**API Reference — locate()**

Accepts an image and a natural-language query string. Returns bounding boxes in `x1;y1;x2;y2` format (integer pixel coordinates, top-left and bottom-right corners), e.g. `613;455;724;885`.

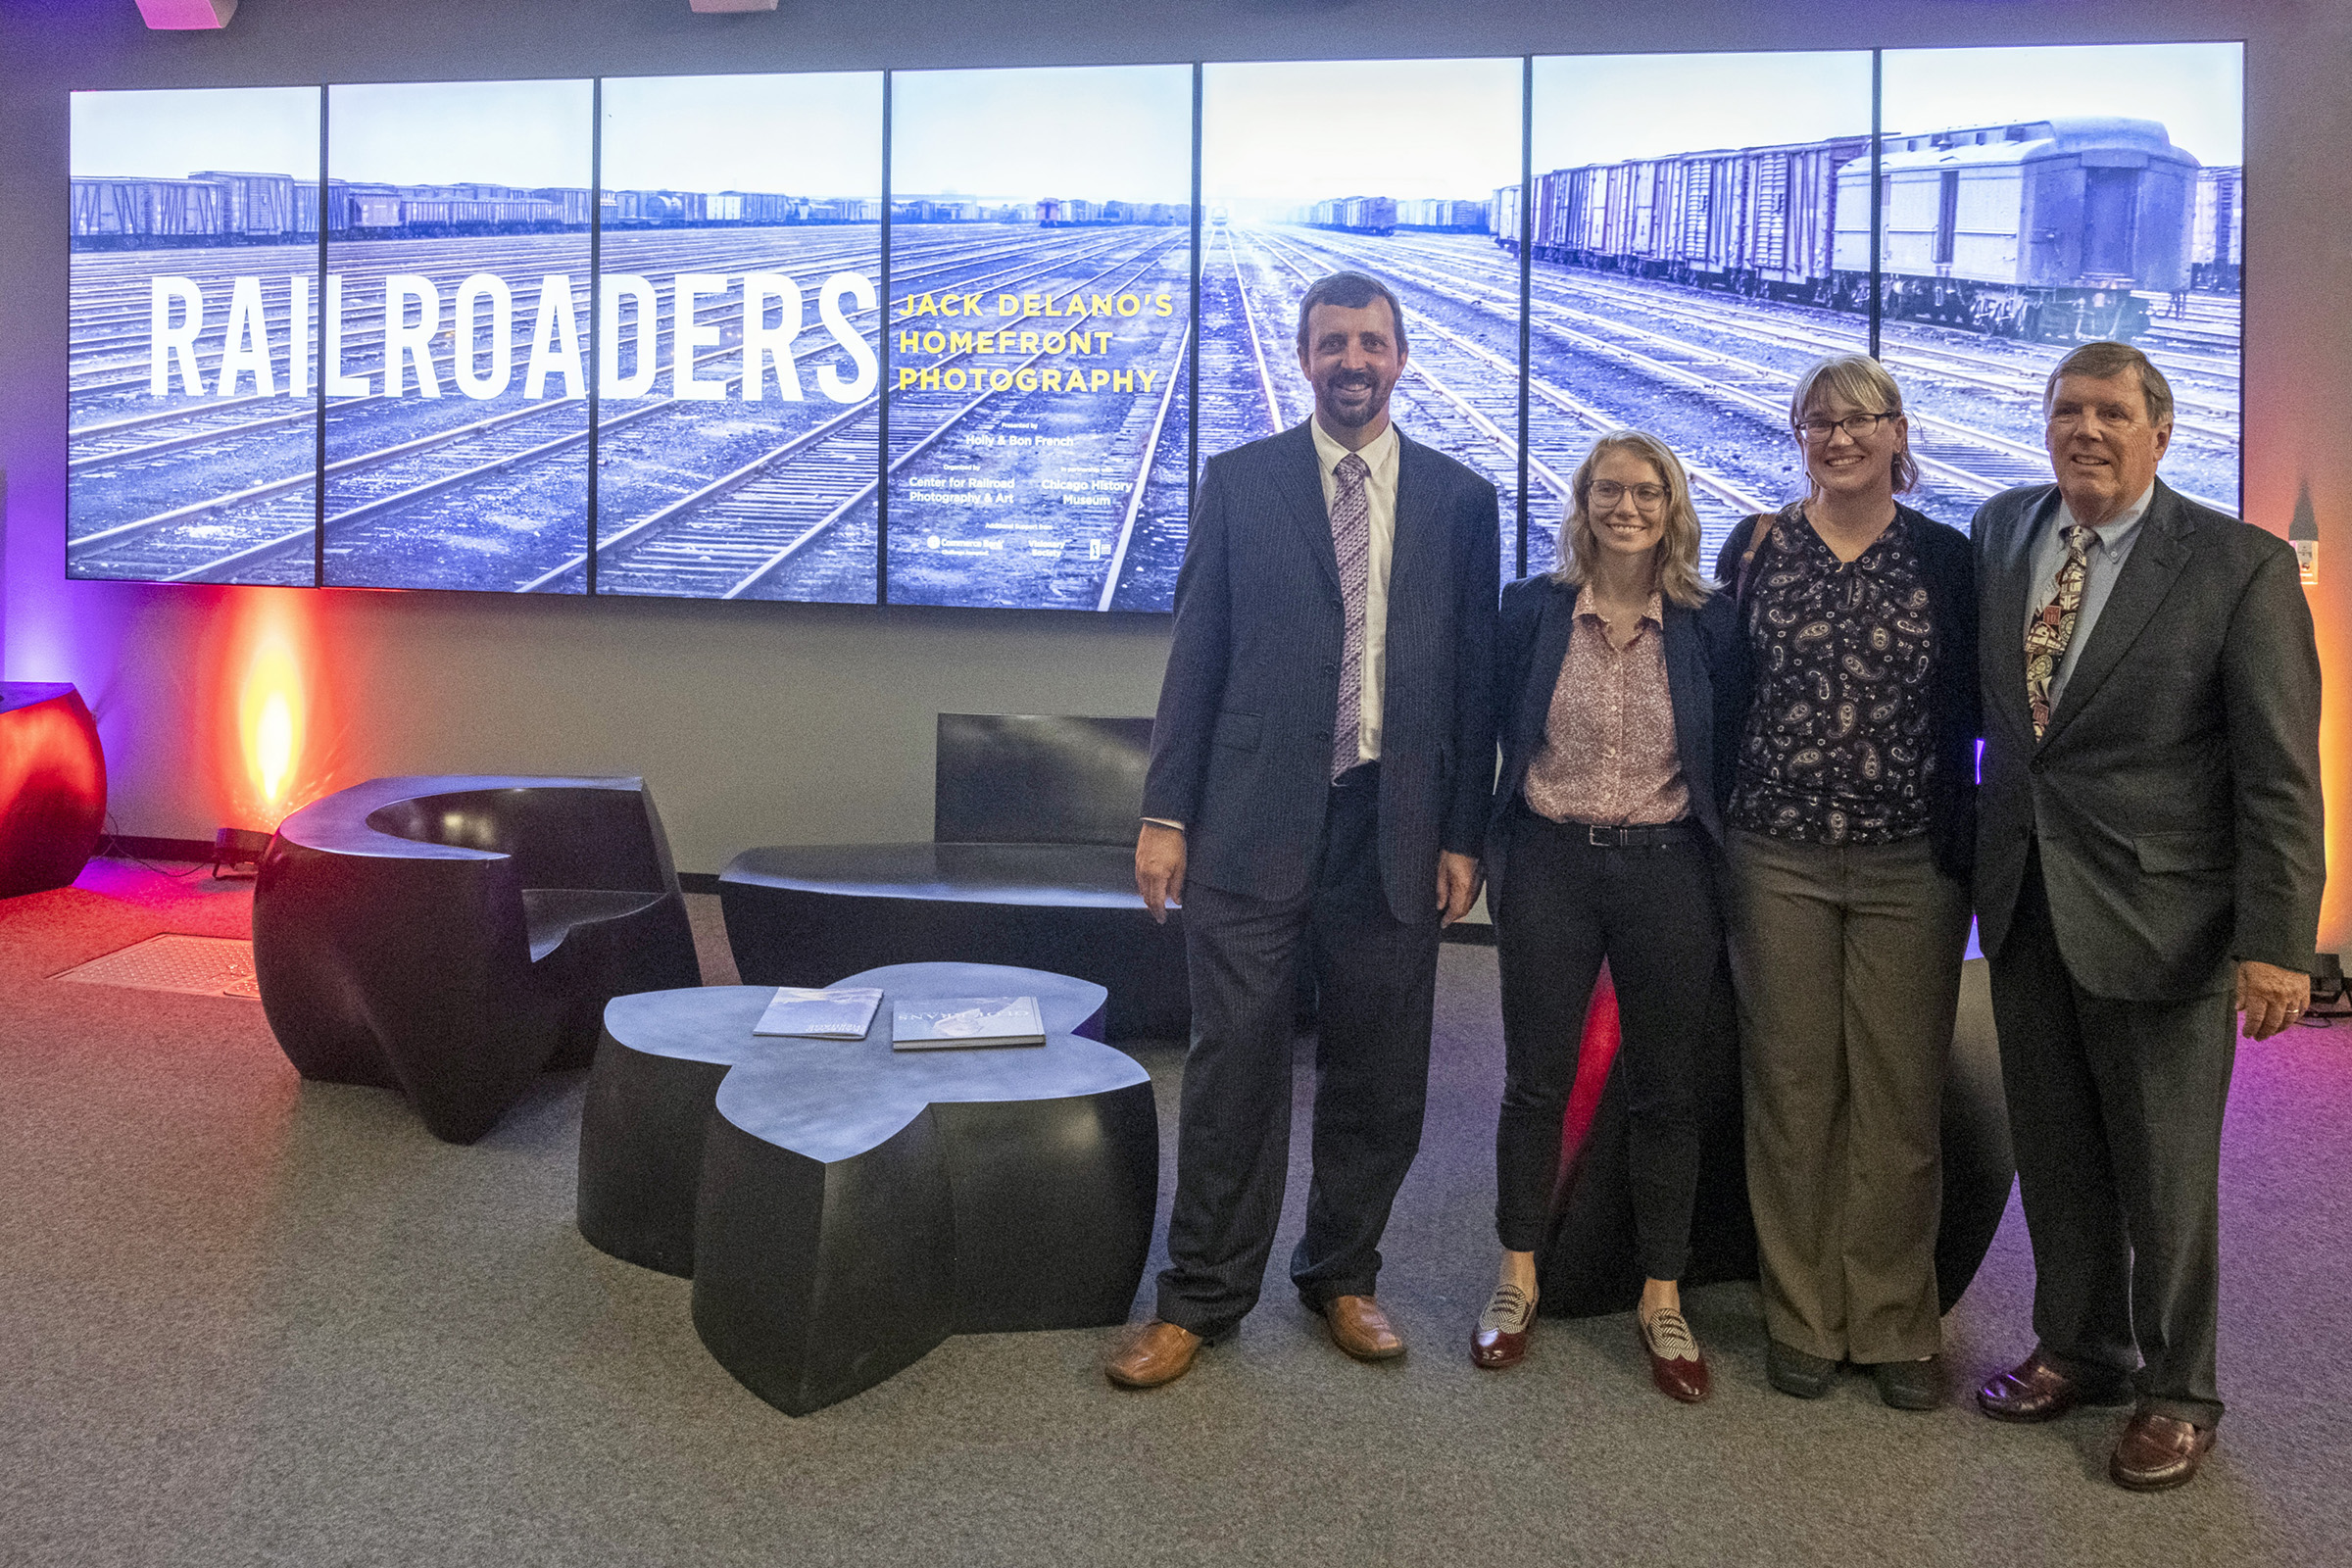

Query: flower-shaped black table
578;963;1156;1416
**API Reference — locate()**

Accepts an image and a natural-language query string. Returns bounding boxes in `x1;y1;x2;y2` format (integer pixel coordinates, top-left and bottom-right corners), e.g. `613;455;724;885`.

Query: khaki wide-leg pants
1724;829;1970;1365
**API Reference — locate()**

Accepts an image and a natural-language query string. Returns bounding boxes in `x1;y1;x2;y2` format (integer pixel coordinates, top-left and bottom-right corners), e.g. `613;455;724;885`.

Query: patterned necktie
1330;451;1372;780
2025;523;2096;739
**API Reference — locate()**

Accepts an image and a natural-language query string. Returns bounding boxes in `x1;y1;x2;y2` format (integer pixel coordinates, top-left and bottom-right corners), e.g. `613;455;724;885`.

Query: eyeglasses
1795;412;1895;442
1589;480;1667;509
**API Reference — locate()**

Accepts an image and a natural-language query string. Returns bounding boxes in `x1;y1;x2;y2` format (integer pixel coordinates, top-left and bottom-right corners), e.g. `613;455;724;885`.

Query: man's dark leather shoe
1976;1349;2130;1423
2110;1410;2217;1492
1766;1339;1837;1398
1104;1320;1203;1389
1322;1295;1406;1361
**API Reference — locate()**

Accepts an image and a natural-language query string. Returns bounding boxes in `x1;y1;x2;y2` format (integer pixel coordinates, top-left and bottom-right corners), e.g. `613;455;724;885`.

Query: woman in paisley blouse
1711;354;1979;1410
1470;429;1739;1402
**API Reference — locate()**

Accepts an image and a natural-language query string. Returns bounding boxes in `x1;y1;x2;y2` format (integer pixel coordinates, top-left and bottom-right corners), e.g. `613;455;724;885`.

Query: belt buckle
1587;824;1612;848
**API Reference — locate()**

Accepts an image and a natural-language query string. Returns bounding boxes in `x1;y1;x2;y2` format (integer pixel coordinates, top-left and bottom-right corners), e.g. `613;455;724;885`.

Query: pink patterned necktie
1330;451;1372;780
2025;523;2096;739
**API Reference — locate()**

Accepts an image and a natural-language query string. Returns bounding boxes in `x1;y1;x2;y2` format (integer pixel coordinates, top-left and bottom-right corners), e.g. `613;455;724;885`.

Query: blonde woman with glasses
1712;354;1979;1410
1471;429;1738;1402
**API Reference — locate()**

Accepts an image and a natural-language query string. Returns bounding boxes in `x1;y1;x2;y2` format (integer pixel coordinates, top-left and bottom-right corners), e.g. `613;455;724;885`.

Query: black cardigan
1710;503;1980;884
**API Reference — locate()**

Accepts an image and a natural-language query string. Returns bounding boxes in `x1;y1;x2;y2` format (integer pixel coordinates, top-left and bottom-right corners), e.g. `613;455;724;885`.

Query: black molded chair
720;715;1189;1041
253;775;700;1144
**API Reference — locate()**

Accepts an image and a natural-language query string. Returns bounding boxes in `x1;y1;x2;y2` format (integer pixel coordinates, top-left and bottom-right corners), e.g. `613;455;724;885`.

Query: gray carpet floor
3;858;2347;1567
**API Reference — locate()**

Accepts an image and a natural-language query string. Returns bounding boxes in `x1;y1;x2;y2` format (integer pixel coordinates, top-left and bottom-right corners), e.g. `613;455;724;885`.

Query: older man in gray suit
1105;270;1498;1389
1971;340;2323;1491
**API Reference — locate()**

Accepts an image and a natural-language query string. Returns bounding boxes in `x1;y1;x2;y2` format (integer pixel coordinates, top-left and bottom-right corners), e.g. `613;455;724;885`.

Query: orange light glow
254;691;294;805
211;589;332;830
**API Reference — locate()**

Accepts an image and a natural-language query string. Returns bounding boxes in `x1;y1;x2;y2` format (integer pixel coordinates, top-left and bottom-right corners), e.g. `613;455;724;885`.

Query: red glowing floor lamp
0;683;107;897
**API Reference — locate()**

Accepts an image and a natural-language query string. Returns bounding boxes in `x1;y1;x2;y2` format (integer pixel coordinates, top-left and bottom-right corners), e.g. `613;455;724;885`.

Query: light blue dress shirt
2022;483;2157;710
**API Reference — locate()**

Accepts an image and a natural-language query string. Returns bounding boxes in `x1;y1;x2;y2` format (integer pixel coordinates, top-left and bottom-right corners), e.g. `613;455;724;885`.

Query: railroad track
1280;226;2235;525
69;226;1152;586
525;227;1191;605
1388;234;2242;440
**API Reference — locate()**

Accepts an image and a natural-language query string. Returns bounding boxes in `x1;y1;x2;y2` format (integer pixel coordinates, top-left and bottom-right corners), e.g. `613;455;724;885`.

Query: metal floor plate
55;934;261;999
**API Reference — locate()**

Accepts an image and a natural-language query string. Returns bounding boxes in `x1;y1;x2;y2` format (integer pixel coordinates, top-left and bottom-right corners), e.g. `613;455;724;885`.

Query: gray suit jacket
1142;420;1500;924
1973;478;2324;1000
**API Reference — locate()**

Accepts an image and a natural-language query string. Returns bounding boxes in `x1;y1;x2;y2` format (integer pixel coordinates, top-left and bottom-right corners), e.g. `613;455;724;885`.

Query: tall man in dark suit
1105;270;1499;1388
1971;341;2323;1491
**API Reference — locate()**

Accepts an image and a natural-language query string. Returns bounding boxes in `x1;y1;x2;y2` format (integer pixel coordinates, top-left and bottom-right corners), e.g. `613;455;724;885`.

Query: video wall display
1525;52;1873;572
886;65;1193;612
1202;58;1526;585
69;85;322;587
66;42;2245;609
1877;44;2243;525
320;79;594;592
593;72;883;605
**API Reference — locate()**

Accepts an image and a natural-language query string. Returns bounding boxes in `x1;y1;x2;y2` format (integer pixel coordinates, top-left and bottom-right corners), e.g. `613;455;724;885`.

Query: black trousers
1988;847;2236;1427
1494;806;1719;1279
1155;764;1444;1338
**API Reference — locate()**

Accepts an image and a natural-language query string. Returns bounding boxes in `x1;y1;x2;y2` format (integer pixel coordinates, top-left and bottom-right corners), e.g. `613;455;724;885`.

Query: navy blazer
1712;503;1980;883
1142;420;1501;923
1484;572;1737;911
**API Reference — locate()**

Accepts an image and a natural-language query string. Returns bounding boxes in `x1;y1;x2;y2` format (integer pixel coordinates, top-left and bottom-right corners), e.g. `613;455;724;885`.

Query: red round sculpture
0;683;107;898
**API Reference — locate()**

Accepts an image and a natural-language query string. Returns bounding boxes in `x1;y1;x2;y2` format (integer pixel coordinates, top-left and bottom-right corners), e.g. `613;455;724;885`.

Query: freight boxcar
69;175;223;247
1508;116;2197;342
1840;118;2197;340
187;171;314;240
2191;166;2241;293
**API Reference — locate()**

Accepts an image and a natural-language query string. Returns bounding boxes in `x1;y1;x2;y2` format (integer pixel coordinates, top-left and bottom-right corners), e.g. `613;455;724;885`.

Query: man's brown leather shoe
1103;1320;1203;1389
2110;1410;2217;1492
1322;1295;1406;1361
1976;1349;2129;1423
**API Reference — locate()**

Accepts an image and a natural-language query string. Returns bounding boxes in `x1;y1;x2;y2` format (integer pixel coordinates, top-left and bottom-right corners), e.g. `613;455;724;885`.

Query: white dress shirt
1140;417;1402;833
2023;482;2156;710
1309;416;1401;765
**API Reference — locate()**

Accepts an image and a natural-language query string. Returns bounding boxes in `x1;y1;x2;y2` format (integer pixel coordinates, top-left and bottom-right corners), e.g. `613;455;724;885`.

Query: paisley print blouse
1728;509;1937;845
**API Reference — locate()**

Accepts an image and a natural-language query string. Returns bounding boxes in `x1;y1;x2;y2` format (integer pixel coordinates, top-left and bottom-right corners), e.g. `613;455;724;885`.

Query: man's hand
1137;823;1187;924
2235;958;2310;1041
1436;850;1483;927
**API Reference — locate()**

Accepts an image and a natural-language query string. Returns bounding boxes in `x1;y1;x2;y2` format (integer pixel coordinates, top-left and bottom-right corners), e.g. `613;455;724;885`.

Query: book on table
890;996;1048;1050
753;987;884;1040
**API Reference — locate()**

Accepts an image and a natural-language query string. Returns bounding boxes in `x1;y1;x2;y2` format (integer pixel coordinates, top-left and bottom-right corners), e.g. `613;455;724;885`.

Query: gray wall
7;1;2348;934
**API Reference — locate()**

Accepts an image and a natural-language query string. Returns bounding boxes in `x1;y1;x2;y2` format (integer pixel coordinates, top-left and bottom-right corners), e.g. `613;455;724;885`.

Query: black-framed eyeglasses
1795;412;1896;442
1589;480;1667;509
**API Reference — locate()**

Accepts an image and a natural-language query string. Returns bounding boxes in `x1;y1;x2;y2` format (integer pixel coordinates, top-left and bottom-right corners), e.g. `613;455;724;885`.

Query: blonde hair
1788;353;1919;494
1550;429;1710;609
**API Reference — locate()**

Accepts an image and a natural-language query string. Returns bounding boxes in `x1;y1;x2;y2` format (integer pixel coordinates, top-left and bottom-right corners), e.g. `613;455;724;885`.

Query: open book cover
890;996;1047;1050
753;986;884;1040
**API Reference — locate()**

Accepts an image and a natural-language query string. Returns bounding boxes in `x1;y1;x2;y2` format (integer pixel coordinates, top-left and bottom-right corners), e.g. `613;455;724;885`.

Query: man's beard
1320;374;1384;428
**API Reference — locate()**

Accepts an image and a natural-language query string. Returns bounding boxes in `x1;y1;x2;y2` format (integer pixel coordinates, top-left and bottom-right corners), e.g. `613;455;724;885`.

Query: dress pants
1988;847;2235;1428
1724;829;1969;1364
1155;763;1444;1339
1494;806;1720;1281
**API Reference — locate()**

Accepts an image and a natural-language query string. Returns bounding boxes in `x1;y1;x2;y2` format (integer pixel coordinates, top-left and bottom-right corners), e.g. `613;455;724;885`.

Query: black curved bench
578;962;1155;1416
721;715;1189;1041
1539;958;2014;1319
253;775;700;1144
